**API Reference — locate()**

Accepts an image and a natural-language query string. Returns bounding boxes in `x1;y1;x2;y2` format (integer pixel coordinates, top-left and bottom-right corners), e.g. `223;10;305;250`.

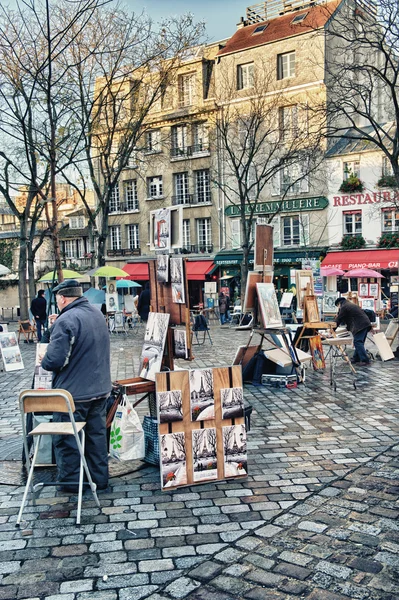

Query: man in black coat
30;289;47;341
335;297;372;365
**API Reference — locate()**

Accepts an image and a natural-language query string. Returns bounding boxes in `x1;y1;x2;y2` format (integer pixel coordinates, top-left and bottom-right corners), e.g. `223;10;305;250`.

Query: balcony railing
170;144;210;159
172;193;212;206
107;248;141;257
180;244;213;254
109;202;139;214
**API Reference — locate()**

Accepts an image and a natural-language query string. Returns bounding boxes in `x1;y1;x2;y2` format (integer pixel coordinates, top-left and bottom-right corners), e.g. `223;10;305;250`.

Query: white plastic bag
109;394;145;461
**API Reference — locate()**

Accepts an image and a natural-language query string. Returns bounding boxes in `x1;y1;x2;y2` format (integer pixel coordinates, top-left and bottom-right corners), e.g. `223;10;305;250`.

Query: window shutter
299;214;310;246
231;219;241;249
271;216;280;247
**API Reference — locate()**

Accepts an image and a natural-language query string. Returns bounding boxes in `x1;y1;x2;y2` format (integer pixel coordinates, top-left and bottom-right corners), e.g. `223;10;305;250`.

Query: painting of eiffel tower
222;424;247;478
189;368;215;421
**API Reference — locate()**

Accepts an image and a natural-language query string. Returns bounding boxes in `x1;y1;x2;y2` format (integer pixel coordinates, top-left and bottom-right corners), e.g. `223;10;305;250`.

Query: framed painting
160;433;187;488
304;295;320;323
280;292;293;308
256;282;283;328
359;283;369;297
106;292;118;312
369;283;379;298
173;329;188;359
322;292;338;314
170;257;185;304
157;254;169;283
243;272;262;312
360;298;375;311
295;270;314;309
223;424;247;478
192;428;218;482
139;312;170;381
189;368;215;421
0;332;24;372
157;390;183;424
309;335;325;370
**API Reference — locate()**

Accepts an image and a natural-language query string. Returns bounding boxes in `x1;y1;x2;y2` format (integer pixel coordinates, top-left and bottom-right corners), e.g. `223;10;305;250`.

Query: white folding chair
17;389;100;526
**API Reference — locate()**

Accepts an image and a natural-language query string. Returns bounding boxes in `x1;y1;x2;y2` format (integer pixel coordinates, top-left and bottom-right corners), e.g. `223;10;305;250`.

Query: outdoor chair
17;389;100;527
17;320;37;343
191;313;213;345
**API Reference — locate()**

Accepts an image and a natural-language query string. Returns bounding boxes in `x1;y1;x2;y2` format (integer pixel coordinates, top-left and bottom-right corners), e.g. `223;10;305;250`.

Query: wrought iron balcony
171;194;193;206
170;144;210;159
171;194;212;206
107;247;141;257
109;202;139;214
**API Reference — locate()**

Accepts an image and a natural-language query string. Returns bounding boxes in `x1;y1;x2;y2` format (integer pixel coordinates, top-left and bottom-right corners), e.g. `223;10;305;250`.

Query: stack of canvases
156;366;248;490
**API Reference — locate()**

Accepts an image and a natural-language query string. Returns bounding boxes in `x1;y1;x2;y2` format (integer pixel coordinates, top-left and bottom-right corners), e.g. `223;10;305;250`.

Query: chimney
236;16;246;29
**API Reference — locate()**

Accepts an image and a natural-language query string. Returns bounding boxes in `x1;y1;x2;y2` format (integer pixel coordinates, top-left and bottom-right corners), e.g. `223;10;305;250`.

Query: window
280;161;309;195
279;105;298;141
147;176;163;199
182;219;191;249
69;216;85;229
127;224;140;249
195;169;211;203
109;184;120;213
63;240;75;259
174;172;190;204
253;24;267;34
231;219;241;248
109;225;121;250
277;51;295;80
382;156;393;176
123;180;138;211
238;120;255;150
145;129;161;153
237;63;254;90
171;125;188;157
382;209;399;232
77;239;85;258
282;214;309;246
193;122;209;152
197;217;211;247
126;148;138;168
343;211;362;235
178;73;196;107
343;160;360;179
291;12;307;24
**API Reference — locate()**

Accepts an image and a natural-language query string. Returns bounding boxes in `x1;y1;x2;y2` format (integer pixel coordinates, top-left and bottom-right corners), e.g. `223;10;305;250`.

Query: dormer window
291;13;308;24
69;216;85;229
252;24;267;35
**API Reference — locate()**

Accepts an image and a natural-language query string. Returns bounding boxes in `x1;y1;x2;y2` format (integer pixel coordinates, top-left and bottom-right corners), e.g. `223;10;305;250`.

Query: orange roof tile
217;1;342;57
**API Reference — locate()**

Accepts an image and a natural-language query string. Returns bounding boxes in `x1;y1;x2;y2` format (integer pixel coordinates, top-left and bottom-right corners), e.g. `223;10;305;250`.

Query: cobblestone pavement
0;322;398;599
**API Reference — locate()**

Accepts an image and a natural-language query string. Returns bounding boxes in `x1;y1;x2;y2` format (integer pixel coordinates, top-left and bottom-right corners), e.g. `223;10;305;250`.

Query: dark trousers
35;318;46;342
53;397;108;488
353;328;369;363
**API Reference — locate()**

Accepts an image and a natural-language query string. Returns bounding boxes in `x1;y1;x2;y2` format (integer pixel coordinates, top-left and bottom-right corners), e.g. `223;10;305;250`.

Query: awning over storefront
186;260;214;281
321;250;398;271
122;262;149;279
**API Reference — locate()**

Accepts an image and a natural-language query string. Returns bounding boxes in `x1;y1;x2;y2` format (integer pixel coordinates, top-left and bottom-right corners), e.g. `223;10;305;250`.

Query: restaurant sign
333;190;399;207
225;196;328;217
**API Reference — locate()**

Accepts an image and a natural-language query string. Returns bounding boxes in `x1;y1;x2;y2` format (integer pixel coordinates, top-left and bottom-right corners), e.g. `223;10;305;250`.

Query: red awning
321;250;398;271
186;260;214;281
122;263;149;279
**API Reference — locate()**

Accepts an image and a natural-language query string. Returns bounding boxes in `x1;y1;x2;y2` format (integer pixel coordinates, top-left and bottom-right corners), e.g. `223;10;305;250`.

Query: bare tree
213;61;324;297
319;0;399;189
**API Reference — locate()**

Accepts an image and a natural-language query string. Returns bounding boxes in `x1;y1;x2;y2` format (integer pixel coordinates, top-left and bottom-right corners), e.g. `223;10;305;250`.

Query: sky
125;0;248;42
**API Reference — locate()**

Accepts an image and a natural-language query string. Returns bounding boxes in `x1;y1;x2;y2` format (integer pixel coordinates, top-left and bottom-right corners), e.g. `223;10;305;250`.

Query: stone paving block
151;570;184;585
211;575;255;595
76;593;118;600
119;586;159;600
188;561;224;582
273;561;312;580
244;568;282;587
255;524;282;539
164;576;201;598
60;580;93;593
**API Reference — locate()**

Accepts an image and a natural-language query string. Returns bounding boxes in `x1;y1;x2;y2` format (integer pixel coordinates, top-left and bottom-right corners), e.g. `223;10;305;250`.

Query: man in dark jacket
335;297;372;365
137;282;150;321
30;289;47;341
42;279;112;492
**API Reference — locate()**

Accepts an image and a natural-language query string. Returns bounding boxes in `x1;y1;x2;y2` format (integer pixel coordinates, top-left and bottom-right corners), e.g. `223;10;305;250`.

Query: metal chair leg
73;428;100;513
77;430;85;525
16;435;42;526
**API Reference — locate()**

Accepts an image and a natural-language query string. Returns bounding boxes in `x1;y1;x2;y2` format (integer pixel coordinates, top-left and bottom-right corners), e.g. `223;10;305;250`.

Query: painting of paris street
174;329;188;359
154;208;171;250
189;368;215;421
192;428;218;483
223;424;248;478
157;254;169;283
221;387;244;420
157;390;183;424
139;312;170;381
161;433;187;489
170;257;185;304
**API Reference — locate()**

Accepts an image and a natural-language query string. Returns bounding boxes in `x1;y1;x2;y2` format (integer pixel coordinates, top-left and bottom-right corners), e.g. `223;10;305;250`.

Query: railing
107;248;141;257
171;194;212;206
109;202;139;214
180;244;213;254
170;144;210;159
172;195;193;206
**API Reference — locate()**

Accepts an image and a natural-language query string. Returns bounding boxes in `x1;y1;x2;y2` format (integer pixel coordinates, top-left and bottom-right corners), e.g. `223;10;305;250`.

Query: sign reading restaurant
224;196;329;217
333;190;399;207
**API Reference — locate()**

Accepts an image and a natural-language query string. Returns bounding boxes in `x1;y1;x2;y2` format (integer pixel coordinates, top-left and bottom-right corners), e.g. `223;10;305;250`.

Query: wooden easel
295;283;335;349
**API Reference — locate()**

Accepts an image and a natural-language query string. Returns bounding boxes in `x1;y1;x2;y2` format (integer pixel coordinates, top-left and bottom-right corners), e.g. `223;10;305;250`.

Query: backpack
193;314;208;331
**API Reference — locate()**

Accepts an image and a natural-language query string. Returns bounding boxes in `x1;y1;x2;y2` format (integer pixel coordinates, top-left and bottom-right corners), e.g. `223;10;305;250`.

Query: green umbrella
39;269;83;282
88;265;129;278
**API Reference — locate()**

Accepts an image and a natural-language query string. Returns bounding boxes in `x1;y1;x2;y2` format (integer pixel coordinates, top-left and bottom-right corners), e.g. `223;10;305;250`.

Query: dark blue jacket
42;297;111;401
31;296;47;320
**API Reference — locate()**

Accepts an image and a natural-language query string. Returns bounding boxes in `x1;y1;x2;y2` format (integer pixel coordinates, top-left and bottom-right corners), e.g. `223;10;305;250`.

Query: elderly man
42;279;111;492
335;297;372;366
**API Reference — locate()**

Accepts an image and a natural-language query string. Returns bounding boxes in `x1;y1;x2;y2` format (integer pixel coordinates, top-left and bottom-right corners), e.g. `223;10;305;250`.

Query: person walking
137;282;151;321
42;279;112;492
219;292;227;325
30;289;47;342
335;297;372;365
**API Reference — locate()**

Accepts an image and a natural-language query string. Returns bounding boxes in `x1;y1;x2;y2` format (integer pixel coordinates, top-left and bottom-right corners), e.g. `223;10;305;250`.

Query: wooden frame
156;366;247;490
304;295;320;324
295;270;314;309
254;223;274;271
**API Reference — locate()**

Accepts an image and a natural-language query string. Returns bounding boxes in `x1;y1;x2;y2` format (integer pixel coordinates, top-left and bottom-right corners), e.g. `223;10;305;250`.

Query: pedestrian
30;289;47;342
334;297;372;365
219;292;227;325
41;279;111;492
225;293;232;323
138;282;151;321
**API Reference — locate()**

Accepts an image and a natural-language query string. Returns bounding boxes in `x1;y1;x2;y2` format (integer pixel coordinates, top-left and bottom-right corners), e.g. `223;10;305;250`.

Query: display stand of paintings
0;332;24;372
156;366;247;490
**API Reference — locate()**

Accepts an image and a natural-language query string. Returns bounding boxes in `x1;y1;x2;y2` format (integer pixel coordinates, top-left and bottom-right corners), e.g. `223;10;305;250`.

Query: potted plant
339;173;364;193
377;175;397;188
378;232;399;248
340;235;366;250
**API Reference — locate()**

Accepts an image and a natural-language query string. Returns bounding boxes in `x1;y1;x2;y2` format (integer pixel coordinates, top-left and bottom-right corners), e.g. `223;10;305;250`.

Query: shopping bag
143;415;159;465
109;394;145;461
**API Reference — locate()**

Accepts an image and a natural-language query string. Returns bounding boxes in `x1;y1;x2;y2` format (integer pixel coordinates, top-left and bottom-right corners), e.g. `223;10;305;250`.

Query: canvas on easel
256;282;283;328
304;295;320;323
254;223;274;271
296;270;314;309
0;332;24;372
243;272;262;312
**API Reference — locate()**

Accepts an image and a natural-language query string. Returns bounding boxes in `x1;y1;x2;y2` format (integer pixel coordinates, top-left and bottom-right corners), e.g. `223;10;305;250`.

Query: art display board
153;208;171;251
280;292;293;308
156;366;247;490
170;257;185;304
373;332;395;361
139;312;170;381
204;282;217;295
254;224;274;271
107;281;117;295
309;336;326;370
256;282;283;328
295;270;314;309
0;332;24;372
323;292;339;314
304;295;320;323
34;343;52;389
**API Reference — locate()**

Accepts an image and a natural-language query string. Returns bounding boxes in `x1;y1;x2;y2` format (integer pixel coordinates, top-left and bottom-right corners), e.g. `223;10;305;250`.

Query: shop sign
225;196;328;217
327;260;398;269
333;190;399;207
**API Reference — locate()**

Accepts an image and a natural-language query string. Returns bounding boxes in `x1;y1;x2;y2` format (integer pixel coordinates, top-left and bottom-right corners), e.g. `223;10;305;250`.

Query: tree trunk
27;246;36;307
97;234;106;267
18;219;29;320
241;246;250;304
